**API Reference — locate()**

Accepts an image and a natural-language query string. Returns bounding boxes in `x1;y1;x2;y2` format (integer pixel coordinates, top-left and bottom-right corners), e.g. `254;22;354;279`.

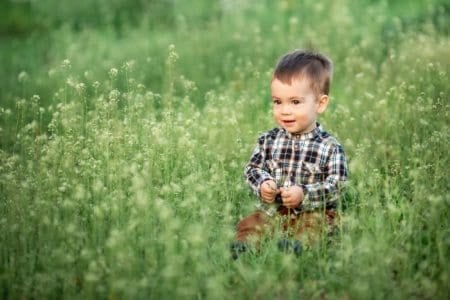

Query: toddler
232;49;348;258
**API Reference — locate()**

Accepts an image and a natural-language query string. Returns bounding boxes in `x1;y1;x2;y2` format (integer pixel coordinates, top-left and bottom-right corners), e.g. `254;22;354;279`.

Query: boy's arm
298;144;348;210
244;136;273;197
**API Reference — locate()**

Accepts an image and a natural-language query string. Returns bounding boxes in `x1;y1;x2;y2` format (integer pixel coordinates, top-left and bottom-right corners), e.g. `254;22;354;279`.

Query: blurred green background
1;0;449;110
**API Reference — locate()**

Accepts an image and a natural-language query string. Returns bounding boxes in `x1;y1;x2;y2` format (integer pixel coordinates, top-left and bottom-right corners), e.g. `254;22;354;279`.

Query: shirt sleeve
244;135;273;197
299;143;348;210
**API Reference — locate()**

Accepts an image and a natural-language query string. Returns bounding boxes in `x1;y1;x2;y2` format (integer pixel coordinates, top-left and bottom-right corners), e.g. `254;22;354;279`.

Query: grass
0;0;449;299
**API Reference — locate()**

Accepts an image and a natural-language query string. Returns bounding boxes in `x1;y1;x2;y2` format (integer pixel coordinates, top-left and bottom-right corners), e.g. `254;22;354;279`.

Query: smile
282;120;296;125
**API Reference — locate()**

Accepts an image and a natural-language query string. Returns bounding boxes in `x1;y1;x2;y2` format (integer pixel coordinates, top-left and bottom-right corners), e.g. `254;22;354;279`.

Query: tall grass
1;0;449;299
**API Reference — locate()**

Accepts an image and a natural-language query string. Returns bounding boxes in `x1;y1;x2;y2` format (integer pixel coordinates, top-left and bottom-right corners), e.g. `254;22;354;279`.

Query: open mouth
282;120;296;125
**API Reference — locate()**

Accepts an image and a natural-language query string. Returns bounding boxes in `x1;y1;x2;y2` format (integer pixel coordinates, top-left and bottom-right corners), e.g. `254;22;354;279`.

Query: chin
284;128;301;133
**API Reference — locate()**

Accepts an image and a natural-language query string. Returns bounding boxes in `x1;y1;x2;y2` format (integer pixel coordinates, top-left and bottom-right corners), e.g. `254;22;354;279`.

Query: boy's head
271;50;333;134
272;49;332;96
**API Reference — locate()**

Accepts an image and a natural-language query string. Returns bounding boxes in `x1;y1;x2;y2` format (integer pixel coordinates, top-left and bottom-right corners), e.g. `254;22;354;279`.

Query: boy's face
271;77;329;134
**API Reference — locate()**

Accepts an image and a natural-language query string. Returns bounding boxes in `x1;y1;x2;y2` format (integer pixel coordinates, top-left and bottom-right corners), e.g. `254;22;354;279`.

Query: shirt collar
281;122;322;140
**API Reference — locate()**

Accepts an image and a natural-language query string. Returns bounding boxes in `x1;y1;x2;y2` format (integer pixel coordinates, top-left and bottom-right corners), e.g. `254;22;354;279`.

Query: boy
232;50;348;258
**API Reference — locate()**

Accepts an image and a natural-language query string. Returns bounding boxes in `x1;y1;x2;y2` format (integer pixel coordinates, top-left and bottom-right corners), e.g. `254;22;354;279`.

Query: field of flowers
1;0;449;299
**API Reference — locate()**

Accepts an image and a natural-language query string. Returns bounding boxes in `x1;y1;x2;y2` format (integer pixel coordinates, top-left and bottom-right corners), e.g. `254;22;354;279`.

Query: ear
317;94;329;114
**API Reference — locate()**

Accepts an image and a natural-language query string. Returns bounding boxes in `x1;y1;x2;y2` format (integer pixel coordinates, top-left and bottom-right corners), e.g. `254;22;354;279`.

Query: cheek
294;106;314;117
272;107;281;117
292;114;310;125
295;114;308;123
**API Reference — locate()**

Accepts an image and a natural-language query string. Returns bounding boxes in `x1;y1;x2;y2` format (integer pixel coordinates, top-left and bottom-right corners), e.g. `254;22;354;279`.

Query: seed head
167;44;179;64
109;89;120;101
18;71;29;83
75;83;86;94
32;95;40;103
109;68;118;78
61;59;71;69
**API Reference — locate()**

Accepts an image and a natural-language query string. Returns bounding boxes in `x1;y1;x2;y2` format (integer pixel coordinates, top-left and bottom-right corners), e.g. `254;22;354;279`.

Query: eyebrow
271;96;306;100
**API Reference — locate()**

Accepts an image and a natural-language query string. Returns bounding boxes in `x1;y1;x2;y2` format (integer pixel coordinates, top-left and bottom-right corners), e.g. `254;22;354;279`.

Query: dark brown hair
273;49;333;95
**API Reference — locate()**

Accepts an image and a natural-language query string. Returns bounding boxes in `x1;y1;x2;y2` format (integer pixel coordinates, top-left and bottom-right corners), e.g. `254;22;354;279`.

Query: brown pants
236;206;338;245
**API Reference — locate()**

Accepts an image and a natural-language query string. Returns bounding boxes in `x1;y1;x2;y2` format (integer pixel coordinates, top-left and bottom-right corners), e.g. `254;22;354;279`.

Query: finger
281;189;290;197
264;185;276;193
283;199;293;207
262;190;274;197
282;197;293;206
261;186;269;194
269;182;277;190
262;191;274;200
265;181;276;191
263;195;274;203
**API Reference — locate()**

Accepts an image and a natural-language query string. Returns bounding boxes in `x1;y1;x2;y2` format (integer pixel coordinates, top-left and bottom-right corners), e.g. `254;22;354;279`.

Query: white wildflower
61;59;71;69
109;67;118;78
18;71;28;83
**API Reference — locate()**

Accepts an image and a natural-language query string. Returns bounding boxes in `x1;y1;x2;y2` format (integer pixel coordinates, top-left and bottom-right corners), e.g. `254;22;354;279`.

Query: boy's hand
280;186;304;208
260;180;278;203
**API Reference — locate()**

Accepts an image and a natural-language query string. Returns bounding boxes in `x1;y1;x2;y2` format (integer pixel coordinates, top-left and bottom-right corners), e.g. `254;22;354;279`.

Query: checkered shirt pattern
245;123;348;216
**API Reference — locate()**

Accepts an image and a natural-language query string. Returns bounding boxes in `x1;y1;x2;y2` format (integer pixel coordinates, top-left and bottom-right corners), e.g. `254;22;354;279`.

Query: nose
281;104;291;115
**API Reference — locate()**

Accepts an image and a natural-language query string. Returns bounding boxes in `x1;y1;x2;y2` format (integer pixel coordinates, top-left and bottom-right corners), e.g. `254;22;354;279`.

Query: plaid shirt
245;123;348;216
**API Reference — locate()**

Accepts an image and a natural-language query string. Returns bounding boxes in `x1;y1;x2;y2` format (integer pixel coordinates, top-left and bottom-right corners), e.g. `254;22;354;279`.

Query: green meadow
1;0;449;299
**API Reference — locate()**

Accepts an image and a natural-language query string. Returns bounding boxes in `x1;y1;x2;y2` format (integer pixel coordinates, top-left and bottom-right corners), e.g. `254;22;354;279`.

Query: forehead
270;77;315;97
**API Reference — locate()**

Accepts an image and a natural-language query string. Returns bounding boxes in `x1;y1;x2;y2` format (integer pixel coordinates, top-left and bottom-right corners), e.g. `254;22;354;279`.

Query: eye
292;99;302;105
273;99;282;105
